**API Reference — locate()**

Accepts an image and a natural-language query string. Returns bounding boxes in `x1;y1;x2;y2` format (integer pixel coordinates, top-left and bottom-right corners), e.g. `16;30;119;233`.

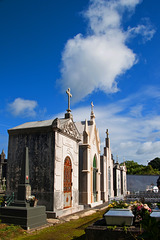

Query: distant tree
123;160;160;175
148;157;160;171
143;165;159;175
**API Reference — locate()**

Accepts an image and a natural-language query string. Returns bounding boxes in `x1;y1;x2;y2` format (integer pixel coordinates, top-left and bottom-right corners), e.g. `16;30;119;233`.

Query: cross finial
91;101;94;112
116;155;118;163
106;129;109;138
90;101;95;121
66;88;72;113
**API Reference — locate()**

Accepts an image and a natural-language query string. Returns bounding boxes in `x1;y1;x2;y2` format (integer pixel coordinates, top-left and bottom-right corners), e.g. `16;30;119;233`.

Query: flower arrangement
107;200;129;210
28;195;35;202
130;201;152;221
107;200;152;223
27;195;38;207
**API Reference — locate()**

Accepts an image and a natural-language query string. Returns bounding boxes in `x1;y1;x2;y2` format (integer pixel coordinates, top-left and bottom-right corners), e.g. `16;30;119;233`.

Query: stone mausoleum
7;88;127;217
75;102;102;207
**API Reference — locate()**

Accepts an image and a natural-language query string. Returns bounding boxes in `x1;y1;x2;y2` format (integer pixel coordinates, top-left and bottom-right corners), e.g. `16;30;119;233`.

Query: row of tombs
0;95;127;218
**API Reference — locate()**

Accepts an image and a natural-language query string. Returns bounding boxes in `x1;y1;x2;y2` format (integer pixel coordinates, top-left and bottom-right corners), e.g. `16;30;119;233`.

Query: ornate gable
53;118;81;141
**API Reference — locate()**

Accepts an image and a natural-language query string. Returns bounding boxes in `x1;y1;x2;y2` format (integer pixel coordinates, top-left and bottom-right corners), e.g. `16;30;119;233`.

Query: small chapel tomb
6;88;127;218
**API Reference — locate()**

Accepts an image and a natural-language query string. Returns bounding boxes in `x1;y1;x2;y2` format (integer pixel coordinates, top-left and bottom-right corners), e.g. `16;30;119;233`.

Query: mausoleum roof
9;119;54;130
8;118;81;141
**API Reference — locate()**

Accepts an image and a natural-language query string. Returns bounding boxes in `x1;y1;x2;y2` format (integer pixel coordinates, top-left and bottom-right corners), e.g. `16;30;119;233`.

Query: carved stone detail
61;121;80;140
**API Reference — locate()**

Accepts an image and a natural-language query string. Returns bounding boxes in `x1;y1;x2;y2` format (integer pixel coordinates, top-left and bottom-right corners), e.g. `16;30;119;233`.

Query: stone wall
7;130;55;211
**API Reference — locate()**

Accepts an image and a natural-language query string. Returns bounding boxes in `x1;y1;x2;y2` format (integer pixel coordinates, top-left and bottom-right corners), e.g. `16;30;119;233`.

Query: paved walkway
28;202;109;232
48;202;109;225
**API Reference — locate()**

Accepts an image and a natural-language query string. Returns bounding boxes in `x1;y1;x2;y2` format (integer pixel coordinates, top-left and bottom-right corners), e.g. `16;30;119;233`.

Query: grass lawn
0;207;108;240
0;223;25;240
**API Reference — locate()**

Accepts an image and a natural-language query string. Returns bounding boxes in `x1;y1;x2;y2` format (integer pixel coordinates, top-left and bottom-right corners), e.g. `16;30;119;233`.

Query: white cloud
8;98;37;117
69;87;160;165
127;18;156;42
137;141;160;155
129;104;143;118
49;86;160;165
119;0;141;7
59;34;136;102
58;0;155;103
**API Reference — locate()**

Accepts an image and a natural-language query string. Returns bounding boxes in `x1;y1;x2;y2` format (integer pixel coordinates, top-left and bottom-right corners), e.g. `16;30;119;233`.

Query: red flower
137;205;142;211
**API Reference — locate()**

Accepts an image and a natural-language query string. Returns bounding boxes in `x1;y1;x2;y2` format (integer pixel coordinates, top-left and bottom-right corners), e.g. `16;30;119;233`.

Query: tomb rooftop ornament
106;129;109;138
1;149;5;163
90;101;95;122
105;129;110;149
65;88;73;119
66;88;72;112
116;155;119;164
91;101;94;114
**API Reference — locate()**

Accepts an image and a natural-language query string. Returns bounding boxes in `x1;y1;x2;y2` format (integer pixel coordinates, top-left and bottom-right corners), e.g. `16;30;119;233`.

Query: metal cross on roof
91;101;94;112
66;88;72;112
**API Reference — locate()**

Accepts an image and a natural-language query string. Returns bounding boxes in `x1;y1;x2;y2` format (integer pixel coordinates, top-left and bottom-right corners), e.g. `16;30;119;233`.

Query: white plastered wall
106;147;114;198
54;131;79;211
88;124;101;204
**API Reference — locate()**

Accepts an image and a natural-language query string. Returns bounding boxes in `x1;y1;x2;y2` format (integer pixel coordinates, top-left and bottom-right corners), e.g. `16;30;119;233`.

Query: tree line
122;158;160;175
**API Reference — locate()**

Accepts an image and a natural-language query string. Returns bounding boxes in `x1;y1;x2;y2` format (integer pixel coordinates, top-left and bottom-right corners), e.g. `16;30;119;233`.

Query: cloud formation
8;98;37;117
70;86;160;165
127;18;156;43
58;0;155;102
137;141;160;155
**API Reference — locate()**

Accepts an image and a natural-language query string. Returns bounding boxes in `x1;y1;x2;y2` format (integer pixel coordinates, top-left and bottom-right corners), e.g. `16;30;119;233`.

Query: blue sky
0;0;160;165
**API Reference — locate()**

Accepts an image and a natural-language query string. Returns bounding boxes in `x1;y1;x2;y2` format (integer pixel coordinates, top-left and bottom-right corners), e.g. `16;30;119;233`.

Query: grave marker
0;147;47;230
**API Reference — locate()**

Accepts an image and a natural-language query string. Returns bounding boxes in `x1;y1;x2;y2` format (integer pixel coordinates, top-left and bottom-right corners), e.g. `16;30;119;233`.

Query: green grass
0;224;25;240
0;207;108;240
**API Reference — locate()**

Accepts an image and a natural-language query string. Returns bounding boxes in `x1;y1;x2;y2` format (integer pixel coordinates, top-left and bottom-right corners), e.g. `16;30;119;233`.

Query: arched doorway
64;156;72;209
93;155;97;202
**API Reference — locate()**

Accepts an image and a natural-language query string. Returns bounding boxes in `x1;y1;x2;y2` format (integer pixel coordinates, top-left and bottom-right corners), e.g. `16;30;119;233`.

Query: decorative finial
116;155;118;163
91;101;94;112
66;88;72;113
106;129;109;138
1;149;5;161
90;101;95;121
